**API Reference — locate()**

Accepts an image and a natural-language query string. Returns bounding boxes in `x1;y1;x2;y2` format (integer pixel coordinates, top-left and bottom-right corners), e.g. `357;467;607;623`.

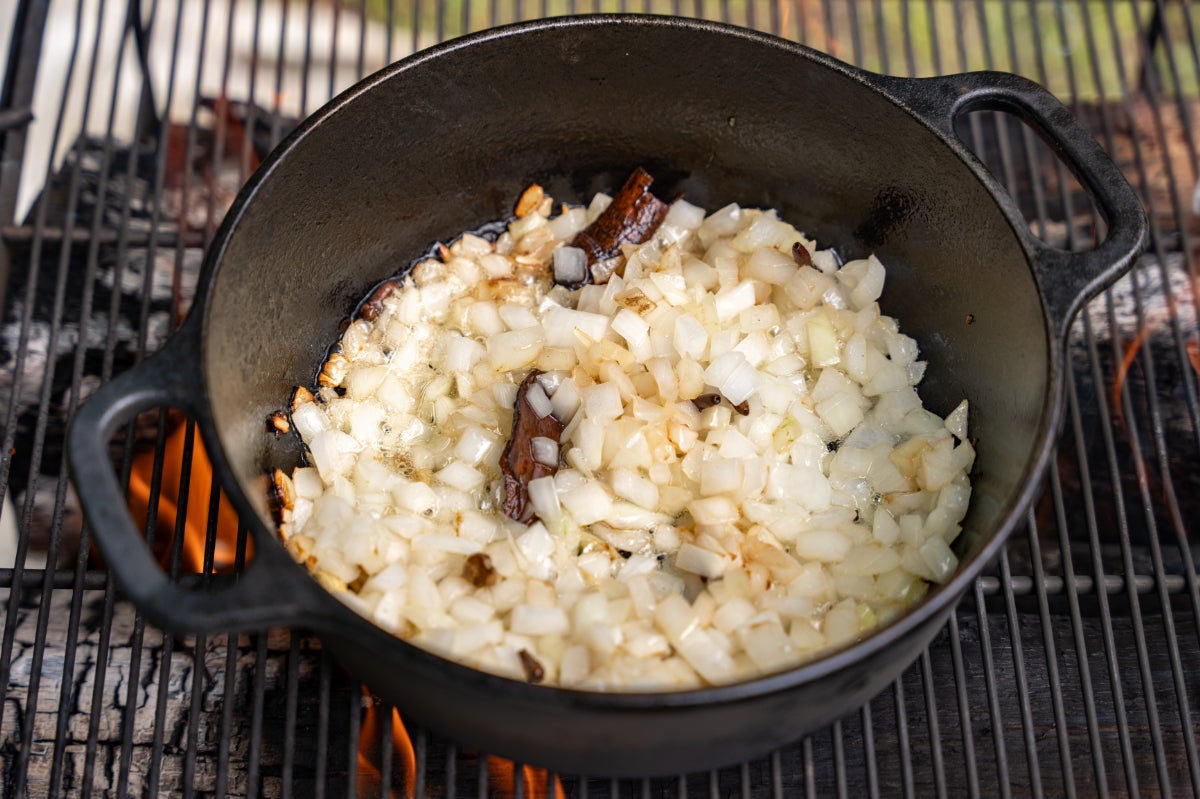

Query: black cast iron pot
69;15;1145;777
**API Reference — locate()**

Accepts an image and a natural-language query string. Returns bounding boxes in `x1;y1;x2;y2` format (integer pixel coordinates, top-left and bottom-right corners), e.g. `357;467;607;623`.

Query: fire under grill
1;0;1198;795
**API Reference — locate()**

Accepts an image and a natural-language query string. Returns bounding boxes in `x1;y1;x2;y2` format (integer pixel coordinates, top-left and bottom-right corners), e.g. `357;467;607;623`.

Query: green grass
357;0;1200;102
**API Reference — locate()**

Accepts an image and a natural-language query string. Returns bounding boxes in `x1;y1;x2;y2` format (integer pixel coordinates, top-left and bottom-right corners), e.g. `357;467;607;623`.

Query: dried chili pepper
500;371;564;523
558;167;670;289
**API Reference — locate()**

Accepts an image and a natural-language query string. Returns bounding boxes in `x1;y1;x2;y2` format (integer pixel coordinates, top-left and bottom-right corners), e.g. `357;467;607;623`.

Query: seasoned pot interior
202;19;1047;588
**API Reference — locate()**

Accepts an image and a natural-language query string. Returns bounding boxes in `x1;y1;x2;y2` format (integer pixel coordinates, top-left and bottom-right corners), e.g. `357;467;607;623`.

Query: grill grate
1;0;1198;796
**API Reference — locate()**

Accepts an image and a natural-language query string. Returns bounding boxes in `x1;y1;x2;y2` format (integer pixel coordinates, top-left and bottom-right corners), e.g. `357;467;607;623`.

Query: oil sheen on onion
271;181;975;690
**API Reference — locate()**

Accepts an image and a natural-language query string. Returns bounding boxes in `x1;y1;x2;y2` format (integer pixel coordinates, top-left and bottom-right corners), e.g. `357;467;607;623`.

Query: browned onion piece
359;278;401;321
559;167;669;289
463;552;498;587
267;468;291;525
500;371;564;523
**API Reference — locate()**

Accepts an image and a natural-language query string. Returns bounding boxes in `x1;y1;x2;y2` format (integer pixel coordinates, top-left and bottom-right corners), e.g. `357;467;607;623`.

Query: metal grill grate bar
1083;1;1199;791
2;0;1199;796
1;0;108;792
1020;508;1076;797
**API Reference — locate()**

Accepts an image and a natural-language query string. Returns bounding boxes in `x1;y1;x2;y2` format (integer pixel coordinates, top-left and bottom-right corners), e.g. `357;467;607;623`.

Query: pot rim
184;14;1093;707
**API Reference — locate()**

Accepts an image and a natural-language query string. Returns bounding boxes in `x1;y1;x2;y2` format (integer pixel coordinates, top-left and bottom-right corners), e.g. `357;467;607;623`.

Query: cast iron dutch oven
69;15;1145;776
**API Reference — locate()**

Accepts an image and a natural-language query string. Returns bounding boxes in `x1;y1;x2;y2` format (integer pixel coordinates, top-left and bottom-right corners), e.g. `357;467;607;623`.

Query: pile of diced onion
272;186;975;690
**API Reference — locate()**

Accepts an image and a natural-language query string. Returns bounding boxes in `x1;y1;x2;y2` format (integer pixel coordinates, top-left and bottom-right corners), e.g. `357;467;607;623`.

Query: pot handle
68;326;322;634
871;70;1147;337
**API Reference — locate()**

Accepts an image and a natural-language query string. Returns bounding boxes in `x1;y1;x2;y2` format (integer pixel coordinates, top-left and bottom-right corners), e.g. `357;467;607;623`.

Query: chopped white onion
284;186;973;692
413;534;483;555
525;381;554;419
611;467;660;510
659;199;706;242
542;305;610;347
559;481;615;526
487;326;544;371
612;309;651;354
552;245;588;285
714;280;758;322
531;436;559;467
581;381;623;422
944;399;969;440
676;543;729;578
511;604;570;636
499;303;540;331
526;475;561;524
291;402;329;439
673;314;709;360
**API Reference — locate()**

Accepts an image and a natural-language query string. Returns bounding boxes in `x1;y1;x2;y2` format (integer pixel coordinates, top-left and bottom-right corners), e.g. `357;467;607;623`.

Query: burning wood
357;688;416;799
1189;340;1200;385
356;685;566;798
126;418;243;574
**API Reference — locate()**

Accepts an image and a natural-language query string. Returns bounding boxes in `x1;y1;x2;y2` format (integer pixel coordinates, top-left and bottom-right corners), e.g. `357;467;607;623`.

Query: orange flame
801;0;838;56
358;688;417;798
1110;322;1153;431
210;94;262;172
1109;317;1200;513
127;418;243;573
356;685;565;799
486;757;567;799
129;418;567;796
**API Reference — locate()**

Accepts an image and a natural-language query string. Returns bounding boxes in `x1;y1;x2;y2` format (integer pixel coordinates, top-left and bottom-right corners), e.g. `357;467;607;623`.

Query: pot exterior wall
320;597;952;775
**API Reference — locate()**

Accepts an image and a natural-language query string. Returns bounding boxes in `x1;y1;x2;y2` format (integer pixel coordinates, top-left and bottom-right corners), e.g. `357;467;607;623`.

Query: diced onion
944;399;969;440
531;436;558;467
435;460;485;493
676;543;729;578
542;306;610;347
525;381;554;419
560;481;615;526
527;475;561;523
511;604;570;636
553;245;588;285
283;184;973;693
